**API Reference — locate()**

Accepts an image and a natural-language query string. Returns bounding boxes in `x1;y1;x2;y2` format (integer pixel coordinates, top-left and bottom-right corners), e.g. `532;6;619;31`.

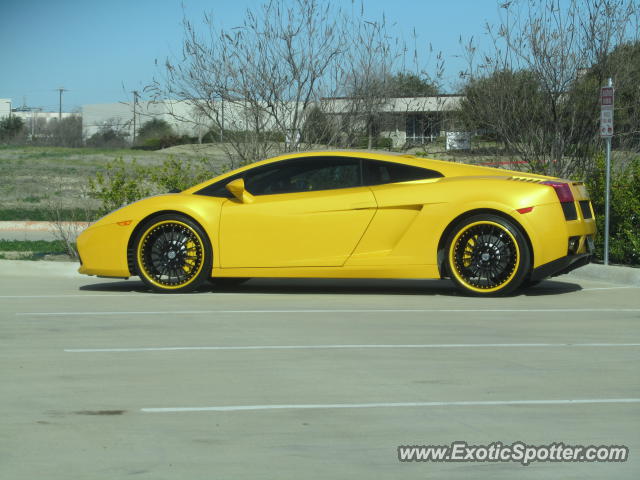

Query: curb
567;263;640;286
0;221;90;232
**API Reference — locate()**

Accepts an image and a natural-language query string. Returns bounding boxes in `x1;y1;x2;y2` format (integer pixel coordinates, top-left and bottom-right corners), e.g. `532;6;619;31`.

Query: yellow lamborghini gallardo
77;150;596;295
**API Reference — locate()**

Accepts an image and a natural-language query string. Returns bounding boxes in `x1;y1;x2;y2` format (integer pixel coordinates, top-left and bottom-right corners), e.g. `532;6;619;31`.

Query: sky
0;0;505;113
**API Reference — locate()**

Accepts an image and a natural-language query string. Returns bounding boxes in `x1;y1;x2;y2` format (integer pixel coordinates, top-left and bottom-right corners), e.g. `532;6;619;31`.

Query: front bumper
77;221;134;278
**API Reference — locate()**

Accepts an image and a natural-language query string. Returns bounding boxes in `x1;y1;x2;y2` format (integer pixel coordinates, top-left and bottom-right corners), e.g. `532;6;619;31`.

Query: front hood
90;193;181;228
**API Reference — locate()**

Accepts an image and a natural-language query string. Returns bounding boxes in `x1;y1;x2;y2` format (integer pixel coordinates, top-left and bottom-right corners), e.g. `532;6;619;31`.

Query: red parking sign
600;86;614;138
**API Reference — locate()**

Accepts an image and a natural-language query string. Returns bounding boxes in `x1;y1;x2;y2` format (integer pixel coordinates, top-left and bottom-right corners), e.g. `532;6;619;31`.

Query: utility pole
56;87;68;121
132;90;139;144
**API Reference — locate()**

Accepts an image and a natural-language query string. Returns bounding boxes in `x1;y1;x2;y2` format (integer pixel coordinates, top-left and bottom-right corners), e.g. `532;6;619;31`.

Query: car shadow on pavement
520;280;583;296
79;278;583;296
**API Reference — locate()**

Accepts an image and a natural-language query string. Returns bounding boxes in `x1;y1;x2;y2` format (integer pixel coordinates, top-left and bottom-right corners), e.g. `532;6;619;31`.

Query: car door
219;156;377;268
346;159;444;266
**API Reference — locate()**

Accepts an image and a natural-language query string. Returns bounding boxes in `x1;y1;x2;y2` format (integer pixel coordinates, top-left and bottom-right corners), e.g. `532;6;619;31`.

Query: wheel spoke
139;221;204;288
453;222;518;290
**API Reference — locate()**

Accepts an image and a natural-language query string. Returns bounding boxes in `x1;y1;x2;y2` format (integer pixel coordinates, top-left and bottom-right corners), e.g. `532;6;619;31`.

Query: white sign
600;86;614;138
445;131;471;151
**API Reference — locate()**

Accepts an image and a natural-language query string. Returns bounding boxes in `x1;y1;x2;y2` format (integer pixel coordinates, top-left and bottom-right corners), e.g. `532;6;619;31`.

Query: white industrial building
5;93;463;148
0;99;11;119
81;95;463;148
82;100;204;141
0;98;77;124
82;98;307;143
321;95;462;147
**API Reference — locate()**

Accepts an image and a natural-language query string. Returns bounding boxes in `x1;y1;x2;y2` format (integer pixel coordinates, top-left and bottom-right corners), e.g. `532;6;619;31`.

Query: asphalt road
1;260;639;479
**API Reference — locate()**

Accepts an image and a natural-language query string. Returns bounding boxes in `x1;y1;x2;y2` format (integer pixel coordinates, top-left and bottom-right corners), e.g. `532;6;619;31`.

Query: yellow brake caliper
462;235;477;268
182;239;197;273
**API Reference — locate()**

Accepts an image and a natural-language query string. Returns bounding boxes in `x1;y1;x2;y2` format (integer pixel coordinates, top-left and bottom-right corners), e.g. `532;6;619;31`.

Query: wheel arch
436;208;534;278
126;210;211;277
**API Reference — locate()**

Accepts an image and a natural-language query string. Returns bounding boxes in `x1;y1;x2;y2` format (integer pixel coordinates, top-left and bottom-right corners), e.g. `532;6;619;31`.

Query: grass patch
0;239;68;253
0;208;99;221
0;145;147;157
0;239;70;260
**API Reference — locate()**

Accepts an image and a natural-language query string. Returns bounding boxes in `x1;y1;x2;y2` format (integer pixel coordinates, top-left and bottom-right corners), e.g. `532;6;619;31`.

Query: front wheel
134;214;212;293
446;215;531;296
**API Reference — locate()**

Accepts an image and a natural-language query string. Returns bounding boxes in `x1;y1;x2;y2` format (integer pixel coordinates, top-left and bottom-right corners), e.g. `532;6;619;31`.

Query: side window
195;157;362;197
245;157;361;195
195;171;244;198
363;159;443;185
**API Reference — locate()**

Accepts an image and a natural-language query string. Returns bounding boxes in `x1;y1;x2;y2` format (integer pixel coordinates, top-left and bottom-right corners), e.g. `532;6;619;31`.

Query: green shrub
86;128;128;148
585;154;640;265
0;116;26;143
131;134;197;151
355;136;392;149
88;156;229;214
150;157;214;192
88;157;152;215
137;119;173;142
302;106;333;144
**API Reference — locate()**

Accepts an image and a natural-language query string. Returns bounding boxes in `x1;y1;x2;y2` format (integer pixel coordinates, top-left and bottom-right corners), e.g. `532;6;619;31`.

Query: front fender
77;194;225;278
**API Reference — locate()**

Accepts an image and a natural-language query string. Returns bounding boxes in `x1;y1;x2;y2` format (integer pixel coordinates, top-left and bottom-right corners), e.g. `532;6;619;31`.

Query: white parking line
0;293;250;299
2;288;637;299
17;308;640;316
581;286;640;291
141;398;640;413
65;343;640;353
1;294;143;299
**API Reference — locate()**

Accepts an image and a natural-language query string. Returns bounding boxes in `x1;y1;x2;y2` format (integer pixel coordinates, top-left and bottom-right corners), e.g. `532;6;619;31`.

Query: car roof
181;149;550;194
182;150;429;194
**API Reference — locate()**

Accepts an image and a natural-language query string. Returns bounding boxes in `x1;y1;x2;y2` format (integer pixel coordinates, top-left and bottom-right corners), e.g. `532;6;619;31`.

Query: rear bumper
530;253;592;281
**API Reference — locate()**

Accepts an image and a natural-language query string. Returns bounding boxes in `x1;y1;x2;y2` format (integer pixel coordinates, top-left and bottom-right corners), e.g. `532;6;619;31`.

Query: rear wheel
134;214;212;293
446;215;530;296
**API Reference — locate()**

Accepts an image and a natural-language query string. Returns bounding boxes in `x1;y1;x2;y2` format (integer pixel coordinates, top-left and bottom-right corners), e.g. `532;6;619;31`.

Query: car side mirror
225;178;254;204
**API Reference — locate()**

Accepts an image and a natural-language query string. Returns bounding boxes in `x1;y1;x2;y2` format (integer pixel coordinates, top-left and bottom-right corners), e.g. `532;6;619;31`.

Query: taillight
541;181;574;203
542;181;577;220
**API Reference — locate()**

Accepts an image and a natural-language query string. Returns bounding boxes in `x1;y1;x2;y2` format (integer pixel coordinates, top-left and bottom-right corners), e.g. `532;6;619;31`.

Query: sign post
600;79;614;265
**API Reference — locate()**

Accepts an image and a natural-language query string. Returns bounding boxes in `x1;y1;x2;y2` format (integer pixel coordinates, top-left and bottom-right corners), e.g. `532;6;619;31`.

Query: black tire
522;278;543;289
445;214;531;296
134;214;212;293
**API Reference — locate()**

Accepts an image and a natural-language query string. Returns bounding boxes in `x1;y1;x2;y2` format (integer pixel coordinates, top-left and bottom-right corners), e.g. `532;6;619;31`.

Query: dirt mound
158;143;228;157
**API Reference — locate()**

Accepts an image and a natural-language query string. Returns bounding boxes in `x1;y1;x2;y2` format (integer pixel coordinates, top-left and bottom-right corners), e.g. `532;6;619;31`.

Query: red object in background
601;86;614;106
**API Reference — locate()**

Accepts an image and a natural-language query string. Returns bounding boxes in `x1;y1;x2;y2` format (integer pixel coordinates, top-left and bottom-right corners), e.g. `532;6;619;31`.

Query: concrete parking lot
1;260;639;479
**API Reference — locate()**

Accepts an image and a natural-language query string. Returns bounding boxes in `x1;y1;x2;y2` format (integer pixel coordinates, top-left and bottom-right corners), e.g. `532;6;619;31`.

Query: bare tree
44;115;83;147
148;0;348;166
339;16;399;149
337;17;443;149
148;0;448;159
458;0;639;177
85;118;129;148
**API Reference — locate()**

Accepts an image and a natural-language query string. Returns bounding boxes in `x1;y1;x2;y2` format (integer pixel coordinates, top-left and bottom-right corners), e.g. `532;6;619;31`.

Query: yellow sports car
77;150;595;295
